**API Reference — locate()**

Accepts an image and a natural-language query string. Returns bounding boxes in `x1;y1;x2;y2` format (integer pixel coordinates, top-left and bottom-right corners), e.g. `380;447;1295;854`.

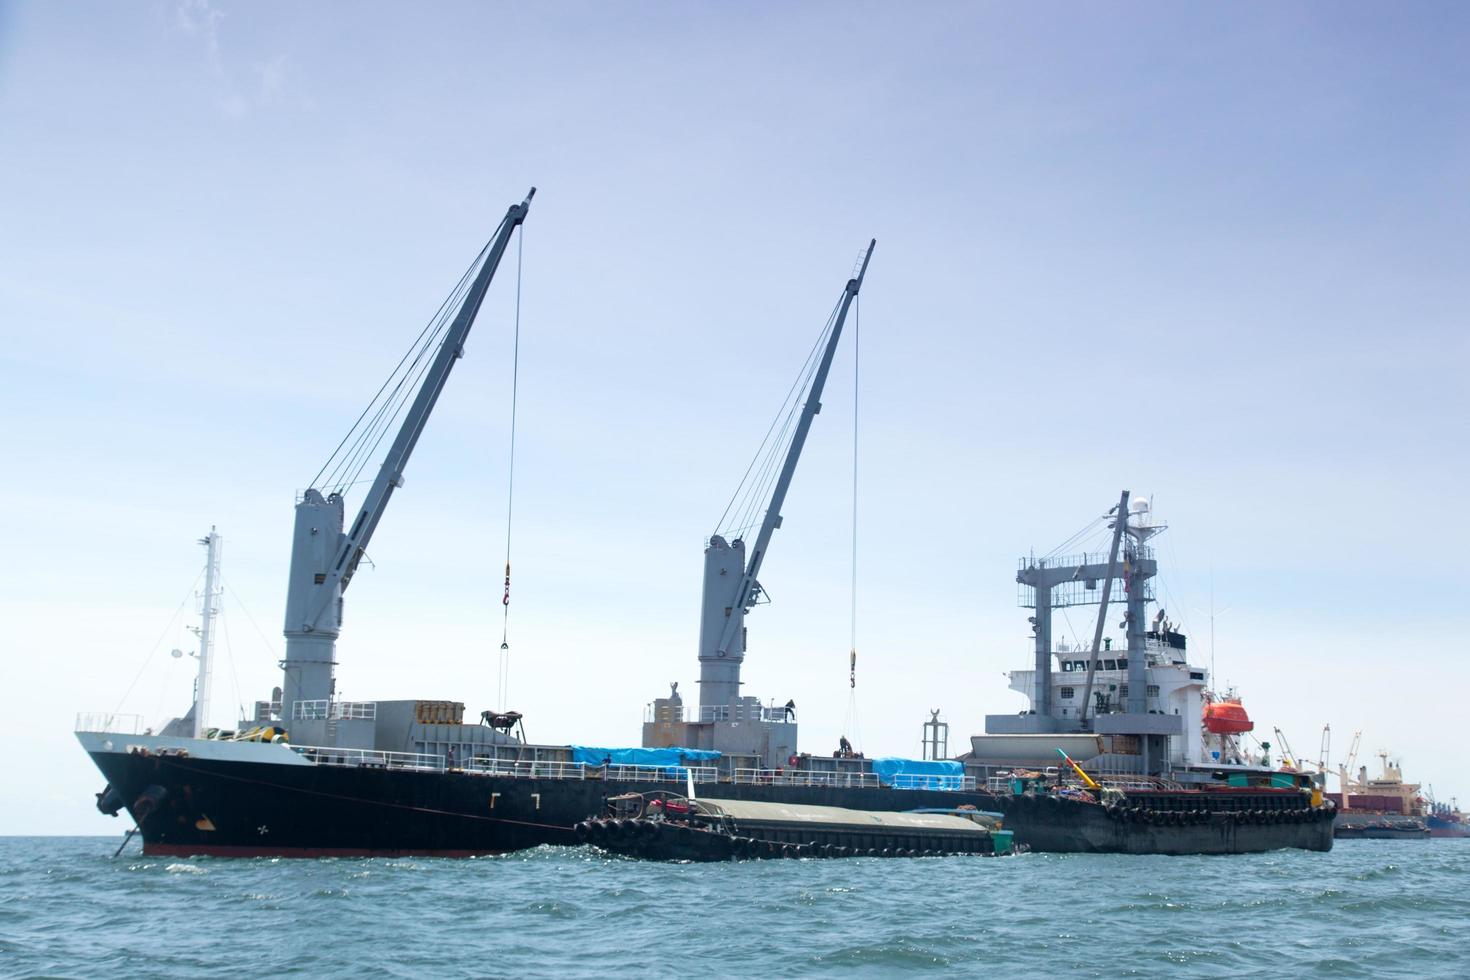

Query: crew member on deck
784;699;797;721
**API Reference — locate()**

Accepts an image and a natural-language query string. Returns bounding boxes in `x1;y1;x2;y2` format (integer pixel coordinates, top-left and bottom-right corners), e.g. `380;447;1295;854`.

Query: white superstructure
978;494;1249;777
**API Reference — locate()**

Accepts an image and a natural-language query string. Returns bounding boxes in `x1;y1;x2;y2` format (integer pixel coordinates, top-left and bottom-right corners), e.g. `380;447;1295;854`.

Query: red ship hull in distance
1203;699;1254;735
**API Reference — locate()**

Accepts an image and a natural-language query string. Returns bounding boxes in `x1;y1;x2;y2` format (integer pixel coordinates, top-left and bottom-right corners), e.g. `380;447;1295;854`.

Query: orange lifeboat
1203;698;1254;735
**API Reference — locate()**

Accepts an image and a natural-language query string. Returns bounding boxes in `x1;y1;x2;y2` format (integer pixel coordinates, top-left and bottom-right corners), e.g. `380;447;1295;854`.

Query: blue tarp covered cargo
569;746;721;771
871;757;966;790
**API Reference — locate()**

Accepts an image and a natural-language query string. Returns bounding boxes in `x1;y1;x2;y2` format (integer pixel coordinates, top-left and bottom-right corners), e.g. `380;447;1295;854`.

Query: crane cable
849;292;860;689
497;226;524;712
843;294;863;753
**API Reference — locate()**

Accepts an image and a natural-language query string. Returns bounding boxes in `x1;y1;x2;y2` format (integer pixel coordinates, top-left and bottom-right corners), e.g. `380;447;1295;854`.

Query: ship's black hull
89;749;1333;857
1334;812;1431;840
993;792;1333;854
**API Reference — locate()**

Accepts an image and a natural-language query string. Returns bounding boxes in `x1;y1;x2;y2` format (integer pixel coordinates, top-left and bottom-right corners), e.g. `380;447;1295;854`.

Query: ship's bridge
981;492;1197;776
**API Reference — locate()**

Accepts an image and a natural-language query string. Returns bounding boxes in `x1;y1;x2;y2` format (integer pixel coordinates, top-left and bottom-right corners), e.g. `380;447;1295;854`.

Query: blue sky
2;2;1467;834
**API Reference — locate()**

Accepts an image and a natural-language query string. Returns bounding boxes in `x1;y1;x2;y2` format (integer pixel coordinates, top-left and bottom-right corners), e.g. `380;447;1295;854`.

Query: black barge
577;794;1015;861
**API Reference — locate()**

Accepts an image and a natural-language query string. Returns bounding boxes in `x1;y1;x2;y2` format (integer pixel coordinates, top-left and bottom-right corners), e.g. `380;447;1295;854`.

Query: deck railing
889;774;977;791
603;764;719;784
75;712;145;734
460;759;588;780
291;745;443;771
645;704;796;725
732;768;883;789
462;759;719;784
291;700;378;721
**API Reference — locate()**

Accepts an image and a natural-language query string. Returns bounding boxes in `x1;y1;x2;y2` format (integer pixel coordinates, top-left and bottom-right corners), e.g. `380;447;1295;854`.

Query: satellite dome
1130;497;1150;514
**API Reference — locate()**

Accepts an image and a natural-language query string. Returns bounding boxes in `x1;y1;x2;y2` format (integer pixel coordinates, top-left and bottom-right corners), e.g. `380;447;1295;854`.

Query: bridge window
1061;661;1074;672
1104;660;1117;671
1146;684;1160;697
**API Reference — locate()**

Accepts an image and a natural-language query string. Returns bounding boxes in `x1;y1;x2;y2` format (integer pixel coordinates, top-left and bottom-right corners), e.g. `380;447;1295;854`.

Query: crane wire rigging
112;572;204;716
216;602;246;727
844;292;863;752
1041;512;1112;562
713;296;844;542
308;224;508;496
220;573;280;660
497;226;525;712
327;259;482;494
722;320;830;540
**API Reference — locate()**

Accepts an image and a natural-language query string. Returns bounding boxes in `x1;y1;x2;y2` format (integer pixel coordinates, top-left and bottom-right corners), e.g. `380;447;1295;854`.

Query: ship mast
1006;493;1174;774
191;527;222;737
280;189;535;727
697;240;875;710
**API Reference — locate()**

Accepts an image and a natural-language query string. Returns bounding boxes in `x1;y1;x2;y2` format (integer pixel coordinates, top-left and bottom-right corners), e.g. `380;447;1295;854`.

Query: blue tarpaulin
569;746;721;769
871;757;965;790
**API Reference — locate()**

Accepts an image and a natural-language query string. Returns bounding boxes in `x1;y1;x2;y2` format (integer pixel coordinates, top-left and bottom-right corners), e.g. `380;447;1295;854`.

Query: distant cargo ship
1426;801;1469;839
1328;749;1434;840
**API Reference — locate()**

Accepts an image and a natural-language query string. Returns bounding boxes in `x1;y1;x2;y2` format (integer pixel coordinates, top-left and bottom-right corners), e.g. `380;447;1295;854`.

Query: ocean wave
4;836;1468;978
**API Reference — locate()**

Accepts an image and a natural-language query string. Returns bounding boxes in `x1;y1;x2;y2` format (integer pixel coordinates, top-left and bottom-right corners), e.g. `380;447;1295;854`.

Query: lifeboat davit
1203;698;1254;735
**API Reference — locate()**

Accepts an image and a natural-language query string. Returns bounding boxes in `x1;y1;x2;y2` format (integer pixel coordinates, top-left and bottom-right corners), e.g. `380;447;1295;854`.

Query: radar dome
1130;497;1150;514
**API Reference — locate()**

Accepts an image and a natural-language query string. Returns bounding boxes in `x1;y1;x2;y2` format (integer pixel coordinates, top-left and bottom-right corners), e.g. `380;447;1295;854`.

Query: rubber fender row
1102;804;1334;826
728;838;963;859
1221;807;1334;826
1102;805;1211;826
574;818;662;843
572;818;990;859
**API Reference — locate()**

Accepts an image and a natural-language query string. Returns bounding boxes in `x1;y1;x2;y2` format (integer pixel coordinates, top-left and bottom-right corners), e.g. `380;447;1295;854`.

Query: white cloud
172;1;292;117
174;0;223;72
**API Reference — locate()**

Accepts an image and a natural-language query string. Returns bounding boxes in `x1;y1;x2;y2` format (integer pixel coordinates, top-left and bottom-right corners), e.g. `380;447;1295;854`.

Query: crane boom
279;188;534;725
1078;491;1129;724
331;188;535;597
1273;726;1298;770
1338;729;1363;796
714;240;875;660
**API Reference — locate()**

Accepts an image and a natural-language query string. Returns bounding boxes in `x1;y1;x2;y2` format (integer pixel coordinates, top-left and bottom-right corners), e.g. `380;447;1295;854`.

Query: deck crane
643;240;875;765
1338;729;1363;797
1317;724;1331;776
279;189;535;727
1272;727;1300;770
704;240;876;694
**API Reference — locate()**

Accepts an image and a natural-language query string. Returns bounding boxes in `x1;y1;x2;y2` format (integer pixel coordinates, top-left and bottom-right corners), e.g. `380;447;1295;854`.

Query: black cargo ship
84;731;1331;857
79;191;1333;857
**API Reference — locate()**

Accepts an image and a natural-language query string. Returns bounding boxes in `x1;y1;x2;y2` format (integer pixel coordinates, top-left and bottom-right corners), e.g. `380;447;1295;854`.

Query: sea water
2;836;1466;977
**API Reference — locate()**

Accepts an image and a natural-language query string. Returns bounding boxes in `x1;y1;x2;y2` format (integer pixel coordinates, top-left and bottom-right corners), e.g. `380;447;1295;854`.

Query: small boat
575;792;1016;861
1334;816;1431;840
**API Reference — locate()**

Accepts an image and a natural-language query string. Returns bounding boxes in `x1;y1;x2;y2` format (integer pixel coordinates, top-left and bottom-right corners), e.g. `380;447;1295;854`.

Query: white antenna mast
191;528;222;738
